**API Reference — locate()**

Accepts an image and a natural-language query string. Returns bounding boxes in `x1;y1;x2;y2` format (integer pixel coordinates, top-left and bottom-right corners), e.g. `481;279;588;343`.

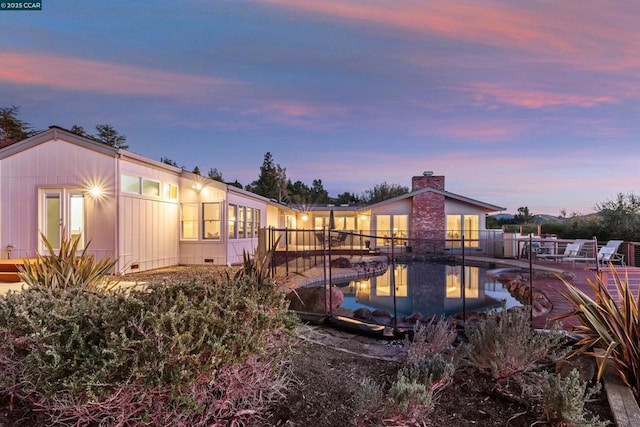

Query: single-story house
289;173;506;252
0;126;505;273
0;126;290;273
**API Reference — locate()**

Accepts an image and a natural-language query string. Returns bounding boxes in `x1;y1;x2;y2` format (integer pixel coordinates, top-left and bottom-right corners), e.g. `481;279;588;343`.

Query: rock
286;286;344;314
372;315;392;326
330;257;352;268
372;309;392;318
353;307;374;321
531;292;553;316
405;312;423;324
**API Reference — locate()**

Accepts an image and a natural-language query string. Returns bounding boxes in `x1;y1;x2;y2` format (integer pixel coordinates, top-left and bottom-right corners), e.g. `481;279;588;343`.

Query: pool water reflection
338;262;520;318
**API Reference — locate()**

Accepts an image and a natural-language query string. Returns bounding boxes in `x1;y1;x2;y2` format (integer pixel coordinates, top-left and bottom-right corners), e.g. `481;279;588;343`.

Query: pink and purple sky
2;1;639;215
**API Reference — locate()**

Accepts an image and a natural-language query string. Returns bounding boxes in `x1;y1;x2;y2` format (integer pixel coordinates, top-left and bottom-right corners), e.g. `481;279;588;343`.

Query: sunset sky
2;1;639;215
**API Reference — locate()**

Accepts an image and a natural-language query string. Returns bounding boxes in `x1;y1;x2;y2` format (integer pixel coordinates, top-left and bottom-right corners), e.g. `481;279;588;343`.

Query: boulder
372;309;392;318
286;286;344;314
353;307;374;321
531;292;553;316
404;312;424;324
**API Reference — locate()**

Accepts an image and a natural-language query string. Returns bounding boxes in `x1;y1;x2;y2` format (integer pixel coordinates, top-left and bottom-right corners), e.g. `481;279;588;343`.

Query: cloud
0;50;240;101
433;120;526;140
256;0;640;70
463;83;616;109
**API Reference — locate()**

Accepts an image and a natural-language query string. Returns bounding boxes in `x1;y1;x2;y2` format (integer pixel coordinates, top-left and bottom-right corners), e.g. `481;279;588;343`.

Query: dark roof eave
367;187;505;212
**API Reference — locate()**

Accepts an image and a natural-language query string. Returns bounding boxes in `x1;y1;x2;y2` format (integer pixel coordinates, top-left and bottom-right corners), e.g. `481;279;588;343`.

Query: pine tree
94;124;129;149
0;106;36;144
247;152;288;202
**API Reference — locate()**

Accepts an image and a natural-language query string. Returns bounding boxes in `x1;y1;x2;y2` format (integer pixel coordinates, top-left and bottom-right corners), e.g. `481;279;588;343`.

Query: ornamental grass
556;265;640;397
18;231;119;292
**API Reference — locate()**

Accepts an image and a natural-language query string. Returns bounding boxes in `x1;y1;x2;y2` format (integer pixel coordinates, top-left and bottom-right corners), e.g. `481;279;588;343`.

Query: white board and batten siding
117;154;181;274
0;136;117;260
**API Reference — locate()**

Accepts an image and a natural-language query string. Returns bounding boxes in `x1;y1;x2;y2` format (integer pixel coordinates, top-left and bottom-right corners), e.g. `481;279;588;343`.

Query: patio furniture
537;242;582;261
565;240;624;267
330;232;348;246
536;239;587;262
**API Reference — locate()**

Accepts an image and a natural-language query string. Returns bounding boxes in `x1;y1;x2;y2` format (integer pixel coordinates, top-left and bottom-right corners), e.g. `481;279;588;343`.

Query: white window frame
181;203;199;240
202;202;221;240
142;178;160;197
121;174;141;194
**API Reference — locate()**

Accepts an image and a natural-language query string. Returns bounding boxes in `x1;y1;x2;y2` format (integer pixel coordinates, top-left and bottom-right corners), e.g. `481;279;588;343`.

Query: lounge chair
536;241;583;261
565;240;624;267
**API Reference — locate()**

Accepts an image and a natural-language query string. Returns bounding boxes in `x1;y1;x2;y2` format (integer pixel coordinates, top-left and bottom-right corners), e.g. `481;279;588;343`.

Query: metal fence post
529;234;533;326
462;234;466;324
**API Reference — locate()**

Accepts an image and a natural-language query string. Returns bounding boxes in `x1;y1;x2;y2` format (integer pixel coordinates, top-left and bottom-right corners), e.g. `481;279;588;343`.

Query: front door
40;189;85;251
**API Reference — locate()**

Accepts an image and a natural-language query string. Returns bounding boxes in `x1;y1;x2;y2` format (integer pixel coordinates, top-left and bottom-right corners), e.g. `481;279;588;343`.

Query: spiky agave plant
556;266;640;396
18;231;119;291
234;237;281;286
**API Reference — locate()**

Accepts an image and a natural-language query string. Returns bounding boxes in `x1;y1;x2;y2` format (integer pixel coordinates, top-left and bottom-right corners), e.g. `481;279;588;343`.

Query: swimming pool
337;261;521;319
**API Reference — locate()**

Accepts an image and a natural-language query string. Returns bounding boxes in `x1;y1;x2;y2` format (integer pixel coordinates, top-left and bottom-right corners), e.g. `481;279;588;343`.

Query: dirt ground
268;323;613;427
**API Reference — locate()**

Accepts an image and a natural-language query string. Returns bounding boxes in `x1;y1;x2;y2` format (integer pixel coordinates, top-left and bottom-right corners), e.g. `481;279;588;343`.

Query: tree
596;192;640;241
310;179;330;205
335;192;363;205
0;105;35;144
514;206;534;224
287;180;312;204
160;157;179;167
192;166;201;175
93;124;129;149
70;125;89;138
227;180;243;189
362;182;409;204
246;152;288;202
207;168;224;182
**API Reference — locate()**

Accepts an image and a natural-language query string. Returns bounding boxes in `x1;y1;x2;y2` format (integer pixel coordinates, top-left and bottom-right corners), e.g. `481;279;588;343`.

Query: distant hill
487;213;568;224
490;213;514;221
532;214;567;223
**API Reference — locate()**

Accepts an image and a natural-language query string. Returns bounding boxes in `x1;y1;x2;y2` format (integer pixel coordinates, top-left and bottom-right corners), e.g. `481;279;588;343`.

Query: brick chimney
411;171;445;191
411;172;446;249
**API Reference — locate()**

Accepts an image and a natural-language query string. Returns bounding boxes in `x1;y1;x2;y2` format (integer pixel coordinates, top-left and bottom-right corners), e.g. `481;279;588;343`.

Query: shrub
557;266;640;396
353;377;385;416
402;320;457;396
464;308;566;380
402;353;455;392
18;231;119;291
0;276;296;425
404;317;457;363
541;369;609;427
388;372;432;411
354;321;457;426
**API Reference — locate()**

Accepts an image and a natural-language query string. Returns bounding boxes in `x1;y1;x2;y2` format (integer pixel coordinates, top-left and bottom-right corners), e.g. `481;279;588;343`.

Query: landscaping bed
0;265;617;426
